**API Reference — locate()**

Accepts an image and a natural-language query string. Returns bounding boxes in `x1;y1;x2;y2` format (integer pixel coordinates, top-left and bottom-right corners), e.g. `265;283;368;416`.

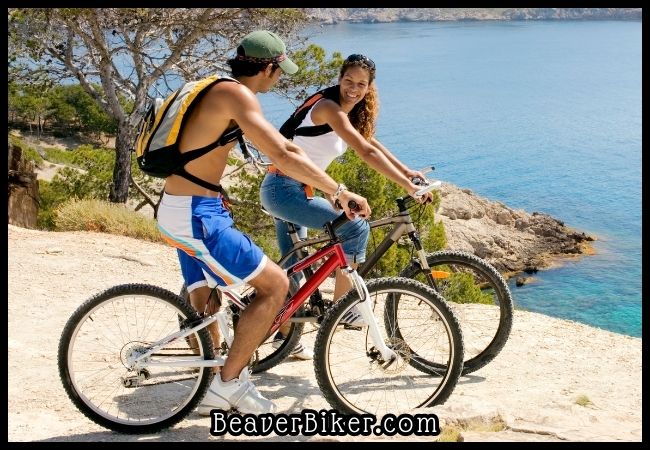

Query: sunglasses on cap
345;54;375;69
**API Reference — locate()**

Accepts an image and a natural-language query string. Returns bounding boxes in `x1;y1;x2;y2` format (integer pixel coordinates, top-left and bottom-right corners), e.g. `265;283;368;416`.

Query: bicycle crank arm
380;354;398;370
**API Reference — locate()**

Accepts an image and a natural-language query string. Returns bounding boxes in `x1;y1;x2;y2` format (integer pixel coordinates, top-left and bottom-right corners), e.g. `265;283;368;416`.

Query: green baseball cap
239;30;299;75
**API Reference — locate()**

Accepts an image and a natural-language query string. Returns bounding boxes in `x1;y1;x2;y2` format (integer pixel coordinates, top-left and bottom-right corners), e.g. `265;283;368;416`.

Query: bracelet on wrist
333;183;347;199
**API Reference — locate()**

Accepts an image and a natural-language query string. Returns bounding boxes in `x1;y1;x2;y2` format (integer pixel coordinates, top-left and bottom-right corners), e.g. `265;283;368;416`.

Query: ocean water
259;20;642;337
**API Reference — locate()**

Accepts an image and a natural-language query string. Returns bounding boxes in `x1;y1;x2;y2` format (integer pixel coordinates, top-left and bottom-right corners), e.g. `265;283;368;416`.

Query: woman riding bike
260;53;433;358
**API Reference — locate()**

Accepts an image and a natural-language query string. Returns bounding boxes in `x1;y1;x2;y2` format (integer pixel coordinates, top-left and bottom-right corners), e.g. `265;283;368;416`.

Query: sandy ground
8;225;642;442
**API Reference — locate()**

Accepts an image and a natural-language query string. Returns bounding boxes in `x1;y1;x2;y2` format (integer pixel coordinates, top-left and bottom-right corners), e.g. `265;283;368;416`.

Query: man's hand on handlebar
337;190;371;220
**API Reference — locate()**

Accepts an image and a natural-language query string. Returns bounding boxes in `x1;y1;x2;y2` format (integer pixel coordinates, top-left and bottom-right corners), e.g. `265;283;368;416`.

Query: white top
291;99;347;170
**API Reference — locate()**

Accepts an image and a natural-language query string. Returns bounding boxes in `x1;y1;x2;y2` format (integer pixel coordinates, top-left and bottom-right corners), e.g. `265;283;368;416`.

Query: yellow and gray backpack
133;75;245;192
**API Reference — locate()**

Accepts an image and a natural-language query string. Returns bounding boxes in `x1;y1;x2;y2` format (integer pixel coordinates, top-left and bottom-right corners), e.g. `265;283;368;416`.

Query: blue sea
259;21;642;337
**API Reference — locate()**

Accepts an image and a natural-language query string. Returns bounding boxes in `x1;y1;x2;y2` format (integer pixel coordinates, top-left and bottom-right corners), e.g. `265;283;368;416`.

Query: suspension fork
343;267;397;363
405;223;438;289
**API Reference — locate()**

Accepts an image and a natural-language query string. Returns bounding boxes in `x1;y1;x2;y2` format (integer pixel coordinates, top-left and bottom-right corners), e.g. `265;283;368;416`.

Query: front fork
409;230;437;288
344;267;397;363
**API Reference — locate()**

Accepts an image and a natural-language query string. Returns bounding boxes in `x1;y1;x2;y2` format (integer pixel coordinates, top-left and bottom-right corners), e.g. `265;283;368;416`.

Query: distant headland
307;8;642;24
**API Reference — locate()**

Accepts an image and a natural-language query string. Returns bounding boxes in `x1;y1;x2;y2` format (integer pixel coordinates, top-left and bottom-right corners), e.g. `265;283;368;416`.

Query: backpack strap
174;168;225;193
294;123;333;137
173;77;244;193
290;85;341;138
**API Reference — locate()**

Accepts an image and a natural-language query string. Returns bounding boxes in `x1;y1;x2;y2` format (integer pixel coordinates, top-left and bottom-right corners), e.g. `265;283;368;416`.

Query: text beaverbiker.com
209;409;441;437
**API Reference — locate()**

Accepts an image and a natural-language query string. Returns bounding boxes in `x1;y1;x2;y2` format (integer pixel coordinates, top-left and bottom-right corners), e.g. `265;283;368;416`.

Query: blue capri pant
259;172;370;267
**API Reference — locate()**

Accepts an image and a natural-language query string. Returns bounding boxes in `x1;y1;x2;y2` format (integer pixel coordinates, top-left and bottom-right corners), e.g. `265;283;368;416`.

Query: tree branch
129;172;157;211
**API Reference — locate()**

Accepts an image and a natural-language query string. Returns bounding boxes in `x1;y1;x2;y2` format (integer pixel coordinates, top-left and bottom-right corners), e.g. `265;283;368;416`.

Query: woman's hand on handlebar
407;181;434;204
403;168;433;204
404;168;427;183
337;190;371;220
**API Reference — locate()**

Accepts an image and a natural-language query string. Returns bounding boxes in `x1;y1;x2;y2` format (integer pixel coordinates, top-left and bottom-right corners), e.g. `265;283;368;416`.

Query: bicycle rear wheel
314;277;463;416
247;318;305;373
398;250;514;375
58;284;214;434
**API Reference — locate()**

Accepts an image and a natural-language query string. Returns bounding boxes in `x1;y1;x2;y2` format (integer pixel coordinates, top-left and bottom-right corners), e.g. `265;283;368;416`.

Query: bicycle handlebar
326;200;360;238
416;165;435;176
413;179;442;197
401;177;442;209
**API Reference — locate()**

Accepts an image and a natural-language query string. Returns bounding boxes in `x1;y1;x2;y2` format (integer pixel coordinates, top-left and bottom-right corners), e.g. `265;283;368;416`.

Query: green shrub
37;179;67;229
35;144;116;228
42;147;79;166
54;198;163;242
327;150;446;276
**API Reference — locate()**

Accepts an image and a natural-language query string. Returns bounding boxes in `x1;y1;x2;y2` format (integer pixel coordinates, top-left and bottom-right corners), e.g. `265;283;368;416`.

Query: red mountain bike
58;208;464;434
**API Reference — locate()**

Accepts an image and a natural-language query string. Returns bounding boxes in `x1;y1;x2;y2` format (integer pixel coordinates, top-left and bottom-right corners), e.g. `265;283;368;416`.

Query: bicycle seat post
286;222;309;258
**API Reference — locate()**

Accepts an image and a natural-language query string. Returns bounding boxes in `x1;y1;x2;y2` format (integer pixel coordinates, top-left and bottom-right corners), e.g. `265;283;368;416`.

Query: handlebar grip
416;165;435;175
334;199;359;212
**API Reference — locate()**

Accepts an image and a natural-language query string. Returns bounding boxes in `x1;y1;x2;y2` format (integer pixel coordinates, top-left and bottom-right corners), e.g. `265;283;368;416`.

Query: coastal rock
435;183;595;277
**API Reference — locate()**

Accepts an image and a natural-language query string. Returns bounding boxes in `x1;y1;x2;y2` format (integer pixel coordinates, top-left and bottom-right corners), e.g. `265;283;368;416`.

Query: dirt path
8;225;641;442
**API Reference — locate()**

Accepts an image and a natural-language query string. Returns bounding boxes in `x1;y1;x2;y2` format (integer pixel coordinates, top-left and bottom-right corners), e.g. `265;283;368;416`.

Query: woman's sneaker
197;367;276;416
271;333;313;360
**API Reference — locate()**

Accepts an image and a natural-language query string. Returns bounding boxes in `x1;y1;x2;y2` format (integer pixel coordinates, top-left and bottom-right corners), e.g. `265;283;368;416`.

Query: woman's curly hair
341;56;379;140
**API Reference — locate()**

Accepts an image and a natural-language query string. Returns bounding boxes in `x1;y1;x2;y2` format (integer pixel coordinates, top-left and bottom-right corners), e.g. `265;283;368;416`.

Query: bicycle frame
273;241;350;333
278;196;433;285
129;240;397;371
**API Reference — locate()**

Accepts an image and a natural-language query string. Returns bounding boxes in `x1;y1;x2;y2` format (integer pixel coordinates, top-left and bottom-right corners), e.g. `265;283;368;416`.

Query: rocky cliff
307;8;642;24
8;142;39;229
436;183;595;278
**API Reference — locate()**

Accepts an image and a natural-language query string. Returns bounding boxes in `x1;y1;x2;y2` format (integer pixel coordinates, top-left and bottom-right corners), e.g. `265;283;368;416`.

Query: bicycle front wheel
399;250;514;375
314;277;463;416
58;284;214;434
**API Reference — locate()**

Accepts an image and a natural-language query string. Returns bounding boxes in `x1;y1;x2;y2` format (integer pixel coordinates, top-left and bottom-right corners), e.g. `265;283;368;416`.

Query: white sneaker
290;342;314;360
197;367;276;416
340;306;367;326
271;334;313;360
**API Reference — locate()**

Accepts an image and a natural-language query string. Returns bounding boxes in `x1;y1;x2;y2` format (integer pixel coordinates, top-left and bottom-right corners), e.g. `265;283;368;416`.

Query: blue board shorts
157;192;268;292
